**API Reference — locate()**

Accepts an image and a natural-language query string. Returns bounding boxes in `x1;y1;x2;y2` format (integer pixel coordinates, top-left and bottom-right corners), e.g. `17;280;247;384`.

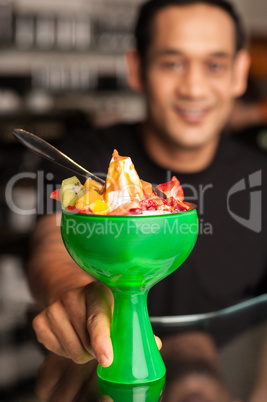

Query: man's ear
125;49;143;92
232;49;251;97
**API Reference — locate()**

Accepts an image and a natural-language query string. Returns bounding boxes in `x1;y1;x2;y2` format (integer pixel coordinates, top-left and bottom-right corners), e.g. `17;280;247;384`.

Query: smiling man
26;1;267;388
127;1;250;173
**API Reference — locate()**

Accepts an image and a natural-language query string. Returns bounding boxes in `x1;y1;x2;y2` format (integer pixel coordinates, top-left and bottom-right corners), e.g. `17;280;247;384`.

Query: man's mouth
175;106;210;123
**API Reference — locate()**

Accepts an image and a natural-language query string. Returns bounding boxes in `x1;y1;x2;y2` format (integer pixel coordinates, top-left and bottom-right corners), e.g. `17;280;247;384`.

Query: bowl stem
97;288;166;384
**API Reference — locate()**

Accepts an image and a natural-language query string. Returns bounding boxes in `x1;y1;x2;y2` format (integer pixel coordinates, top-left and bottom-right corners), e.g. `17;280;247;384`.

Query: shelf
0;50;126;75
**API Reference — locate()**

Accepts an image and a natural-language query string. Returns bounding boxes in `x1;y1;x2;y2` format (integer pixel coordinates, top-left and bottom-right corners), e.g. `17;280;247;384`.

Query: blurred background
1;0;267;247
0;0;267;399
0;0;144;259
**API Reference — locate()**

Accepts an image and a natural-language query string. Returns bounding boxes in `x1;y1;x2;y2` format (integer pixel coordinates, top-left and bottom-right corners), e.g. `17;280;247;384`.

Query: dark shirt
42;122;267;316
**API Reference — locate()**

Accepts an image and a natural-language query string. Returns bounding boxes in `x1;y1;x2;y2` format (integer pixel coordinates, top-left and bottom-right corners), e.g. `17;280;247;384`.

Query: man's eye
159;61;184;71
208;62;226;72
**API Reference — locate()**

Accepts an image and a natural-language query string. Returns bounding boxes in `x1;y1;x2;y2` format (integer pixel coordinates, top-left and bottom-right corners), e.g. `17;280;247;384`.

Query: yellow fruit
90;199;110;215
75;189;101;210
84;178;104;193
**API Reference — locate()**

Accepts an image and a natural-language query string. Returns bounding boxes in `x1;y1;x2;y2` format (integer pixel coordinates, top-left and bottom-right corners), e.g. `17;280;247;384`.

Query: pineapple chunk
84;178;104;193
75;189;101;210
90;199;110;215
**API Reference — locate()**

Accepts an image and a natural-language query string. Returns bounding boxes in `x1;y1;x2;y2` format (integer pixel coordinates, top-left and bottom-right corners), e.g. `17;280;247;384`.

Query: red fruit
50;189;61;201
140;197;164;210
80;209;94;215
164;197;186;212
156;176;184;201
67;205;80;213
128;207;142;215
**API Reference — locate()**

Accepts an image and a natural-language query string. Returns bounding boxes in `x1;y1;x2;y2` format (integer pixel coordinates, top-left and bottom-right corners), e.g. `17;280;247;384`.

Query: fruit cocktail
53;150;198;384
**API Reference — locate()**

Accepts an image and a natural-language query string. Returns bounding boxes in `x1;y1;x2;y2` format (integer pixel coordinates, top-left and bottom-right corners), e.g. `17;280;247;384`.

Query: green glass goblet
61;209;198;384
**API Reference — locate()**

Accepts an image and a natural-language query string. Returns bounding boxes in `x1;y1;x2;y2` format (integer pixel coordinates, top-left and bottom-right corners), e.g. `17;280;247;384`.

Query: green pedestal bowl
61;209;198;384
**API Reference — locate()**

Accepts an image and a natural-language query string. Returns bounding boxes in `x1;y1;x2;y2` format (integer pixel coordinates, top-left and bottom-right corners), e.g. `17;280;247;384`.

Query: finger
33;313;68;358
85;282;114;367
45;300;94;364
154;335;162;350
60;288;95;358
98;396;114;402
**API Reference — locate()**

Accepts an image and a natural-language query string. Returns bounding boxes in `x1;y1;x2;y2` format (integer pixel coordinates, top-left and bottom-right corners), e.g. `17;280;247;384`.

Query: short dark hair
134;0;245;62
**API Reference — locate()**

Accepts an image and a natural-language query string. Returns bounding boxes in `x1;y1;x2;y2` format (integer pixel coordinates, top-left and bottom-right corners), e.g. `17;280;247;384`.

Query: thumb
85;282;114;367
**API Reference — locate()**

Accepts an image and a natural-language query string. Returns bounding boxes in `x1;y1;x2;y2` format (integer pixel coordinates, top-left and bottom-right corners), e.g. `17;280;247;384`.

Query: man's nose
177;64;207;99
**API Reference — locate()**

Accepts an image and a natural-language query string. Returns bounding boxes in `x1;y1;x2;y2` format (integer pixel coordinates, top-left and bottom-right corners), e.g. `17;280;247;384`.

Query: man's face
141;4;248;150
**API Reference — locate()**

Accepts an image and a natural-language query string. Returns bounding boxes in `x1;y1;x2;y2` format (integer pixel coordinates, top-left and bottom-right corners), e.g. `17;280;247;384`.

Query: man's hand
33;281;114;367
28;215;162;367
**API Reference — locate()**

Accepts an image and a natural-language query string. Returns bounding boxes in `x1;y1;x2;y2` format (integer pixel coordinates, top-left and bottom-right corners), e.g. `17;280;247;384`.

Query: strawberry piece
156;176;184;201
50;189;61;201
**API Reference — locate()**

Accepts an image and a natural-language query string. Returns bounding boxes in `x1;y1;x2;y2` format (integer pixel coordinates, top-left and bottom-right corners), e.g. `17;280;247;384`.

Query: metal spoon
12;128;167;197
12;128;105;185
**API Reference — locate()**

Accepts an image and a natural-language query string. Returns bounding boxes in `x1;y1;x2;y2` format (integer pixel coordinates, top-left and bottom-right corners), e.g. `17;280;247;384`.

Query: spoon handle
12;128;106;185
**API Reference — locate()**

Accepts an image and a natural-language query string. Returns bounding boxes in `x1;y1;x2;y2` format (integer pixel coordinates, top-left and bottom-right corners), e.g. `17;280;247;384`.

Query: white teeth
180;109;204;115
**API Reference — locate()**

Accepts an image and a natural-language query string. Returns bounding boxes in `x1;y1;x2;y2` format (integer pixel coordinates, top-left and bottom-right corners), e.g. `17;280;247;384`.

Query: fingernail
99;354;109;367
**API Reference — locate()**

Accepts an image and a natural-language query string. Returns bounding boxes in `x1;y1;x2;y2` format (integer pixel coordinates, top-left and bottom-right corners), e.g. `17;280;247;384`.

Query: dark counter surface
1;263;267;402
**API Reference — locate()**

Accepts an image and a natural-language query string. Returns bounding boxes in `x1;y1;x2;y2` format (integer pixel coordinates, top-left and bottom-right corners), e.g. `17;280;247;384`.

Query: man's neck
142;125;220;174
